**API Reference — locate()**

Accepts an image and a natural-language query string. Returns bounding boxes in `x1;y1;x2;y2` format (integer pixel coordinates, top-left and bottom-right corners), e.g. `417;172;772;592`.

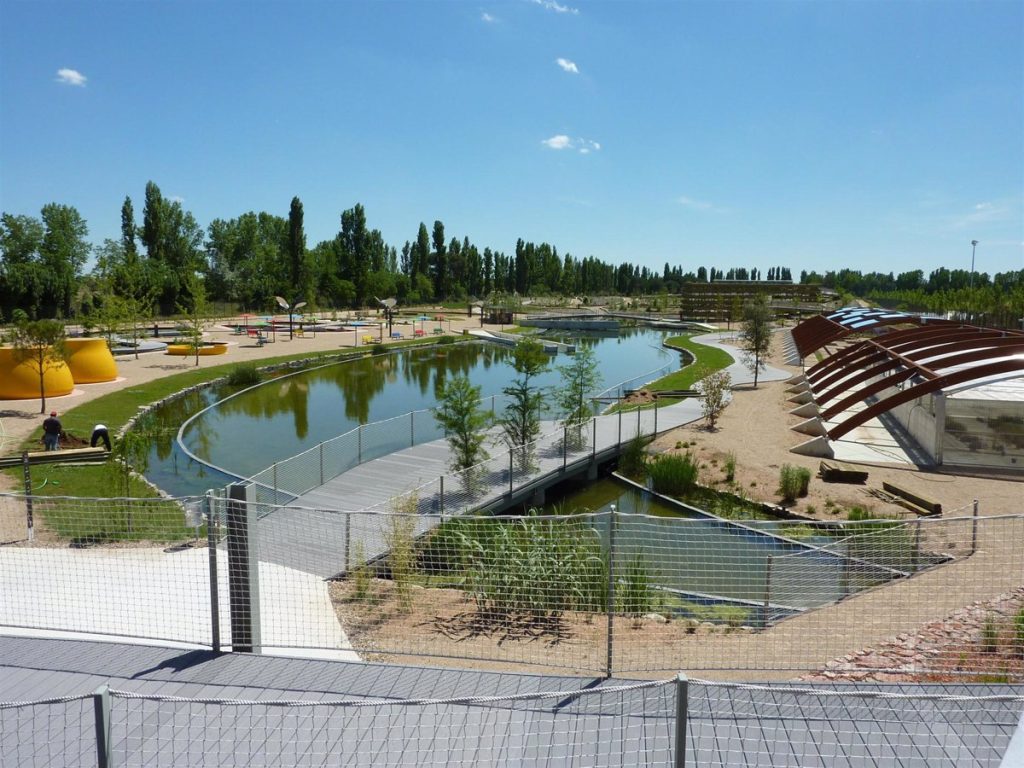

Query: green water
147;328;681;496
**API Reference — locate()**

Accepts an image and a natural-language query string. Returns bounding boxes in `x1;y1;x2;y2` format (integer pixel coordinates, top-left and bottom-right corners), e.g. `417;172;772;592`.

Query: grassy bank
7;336;462;500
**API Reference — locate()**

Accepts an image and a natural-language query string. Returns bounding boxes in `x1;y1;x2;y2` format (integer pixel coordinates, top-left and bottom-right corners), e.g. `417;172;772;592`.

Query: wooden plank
882;481;942;515
818;460;869;484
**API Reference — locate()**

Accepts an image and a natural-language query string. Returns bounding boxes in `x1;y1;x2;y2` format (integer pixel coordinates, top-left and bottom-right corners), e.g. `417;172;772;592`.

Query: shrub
350;541;372;602
648;452;701;497
226;363;262;386
438;335;456;345
618;435;648;480
778;464;811;502
981;617;999;654
618;553;657;624
723;452;736;482
456;516;607;618
371;343;388;355
386;495;420;611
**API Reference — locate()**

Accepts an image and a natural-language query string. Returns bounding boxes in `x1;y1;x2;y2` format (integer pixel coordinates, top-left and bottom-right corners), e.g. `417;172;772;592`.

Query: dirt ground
648;340;1023;521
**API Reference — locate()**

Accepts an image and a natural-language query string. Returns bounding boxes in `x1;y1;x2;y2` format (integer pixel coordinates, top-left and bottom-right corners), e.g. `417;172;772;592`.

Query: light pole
968;240;979;324
274;296;307;340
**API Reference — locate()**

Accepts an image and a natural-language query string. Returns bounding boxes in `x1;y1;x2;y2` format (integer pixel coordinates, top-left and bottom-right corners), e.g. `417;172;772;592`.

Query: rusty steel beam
827;358;1024;441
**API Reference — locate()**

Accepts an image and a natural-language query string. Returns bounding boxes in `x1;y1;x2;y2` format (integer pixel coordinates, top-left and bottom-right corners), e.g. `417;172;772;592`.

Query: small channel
537;475;903;624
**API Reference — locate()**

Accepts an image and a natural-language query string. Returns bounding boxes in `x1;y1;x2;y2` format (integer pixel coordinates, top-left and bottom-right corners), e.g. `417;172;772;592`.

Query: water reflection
148;329;679;496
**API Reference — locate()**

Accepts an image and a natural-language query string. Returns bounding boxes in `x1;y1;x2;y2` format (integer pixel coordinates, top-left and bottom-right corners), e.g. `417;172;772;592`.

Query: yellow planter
0;347;75;400
166;342;229;356
65;338;118;383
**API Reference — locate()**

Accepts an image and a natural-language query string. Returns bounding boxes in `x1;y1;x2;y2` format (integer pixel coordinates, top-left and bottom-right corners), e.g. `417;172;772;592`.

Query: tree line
801;267;1024;328
2;182;804;322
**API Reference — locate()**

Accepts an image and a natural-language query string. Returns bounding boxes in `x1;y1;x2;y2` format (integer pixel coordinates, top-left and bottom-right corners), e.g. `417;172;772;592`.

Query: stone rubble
800;586;1024;682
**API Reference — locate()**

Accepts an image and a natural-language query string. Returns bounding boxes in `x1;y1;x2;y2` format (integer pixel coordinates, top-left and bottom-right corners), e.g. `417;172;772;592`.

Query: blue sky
2;0;1021;278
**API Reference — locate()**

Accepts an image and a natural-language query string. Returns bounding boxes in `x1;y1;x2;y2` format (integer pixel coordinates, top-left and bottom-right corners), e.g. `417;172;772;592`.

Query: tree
120;196;137;257
38;204;90;318
8;319;70;413
739;294;773;387
499;338;550;471
177;272;209;367
431;220;447;299
433;375;490;490
287;196;308;302
555;344;602;448
697;368;731;430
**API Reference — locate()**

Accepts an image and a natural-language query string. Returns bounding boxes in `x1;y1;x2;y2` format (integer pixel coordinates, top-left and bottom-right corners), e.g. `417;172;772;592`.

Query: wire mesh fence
4;485;1023;680
4;680;1022;767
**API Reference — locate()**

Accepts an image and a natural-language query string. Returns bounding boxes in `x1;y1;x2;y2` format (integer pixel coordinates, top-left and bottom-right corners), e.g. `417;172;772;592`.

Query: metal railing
3;490;1020;679
4;678;1021;767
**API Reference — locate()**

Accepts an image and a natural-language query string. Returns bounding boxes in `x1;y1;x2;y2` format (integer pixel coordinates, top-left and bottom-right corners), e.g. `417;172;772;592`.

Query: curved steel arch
828;358;1024;441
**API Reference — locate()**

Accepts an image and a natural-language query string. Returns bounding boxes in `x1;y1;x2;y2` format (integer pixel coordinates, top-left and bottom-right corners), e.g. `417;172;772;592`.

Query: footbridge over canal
220;333;792;579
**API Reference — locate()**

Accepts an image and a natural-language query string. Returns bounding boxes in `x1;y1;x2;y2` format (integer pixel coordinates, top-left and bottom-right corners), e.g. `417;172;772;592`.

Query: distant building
678;280;833;323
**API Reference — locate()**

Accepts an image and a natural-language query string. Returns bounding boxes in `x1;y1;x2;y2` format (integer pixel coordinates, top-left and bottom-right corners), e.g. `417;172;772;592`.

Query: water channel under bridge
228;333;791;579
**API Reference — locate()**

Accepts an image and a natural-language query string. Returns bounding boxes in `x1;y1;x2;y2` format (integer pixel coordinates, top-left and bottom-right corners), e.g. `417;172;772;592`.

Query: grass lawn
6;336;464;502
605;334;735;413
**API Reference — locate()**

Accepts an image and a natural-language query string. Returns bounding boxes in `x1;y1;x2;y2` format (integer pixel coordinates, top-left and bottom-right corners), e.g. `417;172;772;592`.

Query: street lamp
968;240;979;324
274;296;308;340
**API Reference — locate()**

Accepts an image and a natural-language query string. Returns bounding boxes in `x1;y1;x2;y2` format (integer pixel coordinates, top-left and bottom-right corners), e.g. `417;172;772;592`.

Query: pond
536;476;918;620
143;328;682;497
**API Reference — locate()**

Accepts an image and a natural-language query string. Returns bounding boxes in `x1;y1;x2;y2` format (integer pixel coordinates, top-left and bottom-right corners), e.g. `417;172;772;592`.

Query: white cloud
169;195;185;204
55;68;87;87
481;12;496;23
950;200;1014;229
556;57;579;74
542;134;573;150
542;135;600;153
530;0;580;15
677;196;720;213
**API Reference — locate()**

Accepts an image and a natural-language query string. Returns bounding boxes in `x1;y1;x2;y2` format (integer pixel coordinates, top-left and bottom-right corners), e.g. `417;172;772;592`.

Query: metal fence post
205;493;221;653
654;397;658;435
344;512;351;572
592;417;597;458
617;406;622;447
358;424;363;464
674;674;689;768
563;427;568;470
439;476;445;517
226;484;261;653
319;443;325;485
606;506;617;677
971;499;979;554
763;555;773;629
912;520;922;573
410;411;415;447
93;684;112;768
636;404;641;440
272;463;278;502
509;451;514;494
21;452;33;541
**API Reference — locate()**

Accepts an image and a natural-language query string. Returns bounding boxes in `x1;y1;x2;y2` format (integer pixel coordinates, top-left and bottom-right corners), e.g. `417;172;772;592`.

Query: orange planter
65;338;118;383
0;347;74;400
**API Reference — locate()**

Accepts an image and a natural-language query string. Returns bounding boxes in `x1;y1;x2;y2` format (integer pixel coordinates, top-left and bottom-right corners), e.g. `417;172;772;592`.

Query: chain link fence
3;488;1023;679
3;679;1022;767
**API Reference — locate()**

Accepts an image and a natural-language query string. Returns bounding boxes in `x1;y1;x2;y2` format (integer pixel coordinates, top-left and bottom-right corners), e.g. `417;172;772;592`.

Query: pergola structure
790;307;963;359
788;312;1024;463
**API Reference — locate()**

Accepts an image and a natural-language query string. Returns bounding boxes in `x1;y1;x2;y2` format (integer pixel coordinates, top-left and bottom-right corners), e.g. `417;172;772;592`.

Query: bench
362;335;374;345
414;329;425;338
433;327;445;335
391;331;402;339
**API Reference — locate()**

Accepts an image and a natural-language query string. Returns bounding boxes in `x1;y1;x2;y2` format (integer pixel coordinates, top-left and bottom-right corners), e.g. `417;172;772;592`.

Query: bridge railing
248;359;680;507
